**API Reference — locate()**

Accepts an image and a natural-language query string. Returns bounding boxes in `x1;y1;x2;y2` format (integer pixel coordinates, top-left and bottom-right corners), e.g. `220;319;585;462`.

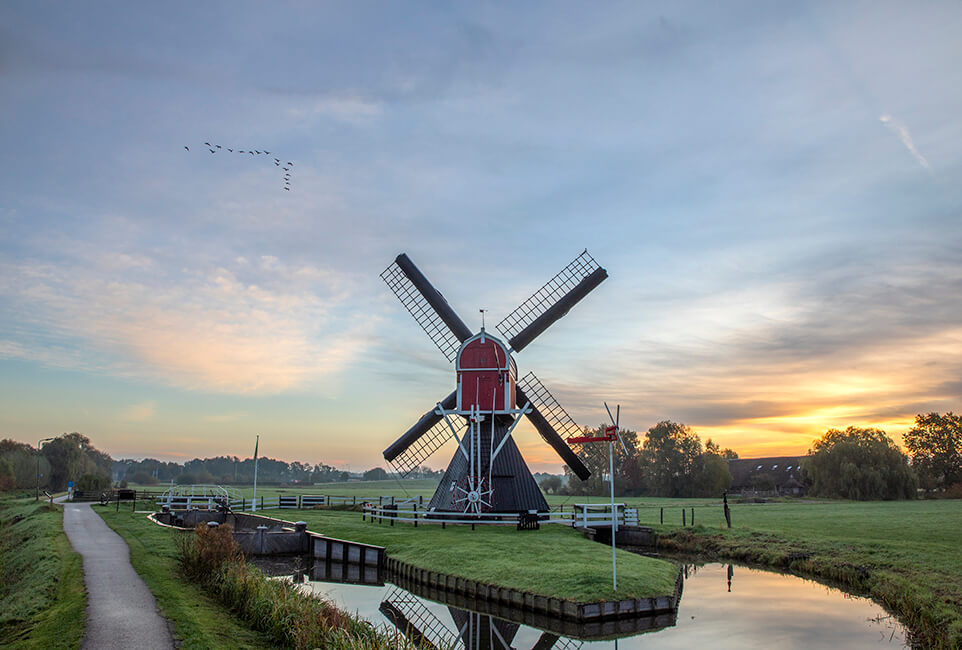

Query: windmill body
380;251;608;515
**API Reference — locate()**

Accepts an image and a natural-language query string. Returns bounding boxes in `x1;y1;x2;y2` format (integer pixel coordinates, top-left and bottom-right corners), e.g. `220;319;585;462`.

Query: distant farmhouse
728;456;806;496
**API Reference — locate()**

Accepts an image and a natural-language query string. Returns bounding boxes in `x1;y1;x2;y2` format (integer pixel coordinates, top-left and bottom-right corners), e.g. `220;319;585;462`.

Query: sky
1;2;960;473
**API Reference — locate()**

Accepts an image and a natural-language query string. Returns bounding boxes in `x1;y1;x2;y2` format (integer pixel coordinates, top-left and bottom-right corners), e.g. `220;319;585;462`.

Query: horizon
1;3;960;474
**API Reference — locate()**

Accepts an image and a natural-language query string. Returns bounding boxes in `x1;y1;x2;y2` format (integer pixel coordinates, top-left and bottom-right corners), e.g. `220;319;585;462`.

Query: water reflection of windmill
381;251;608;513
379;586;583;650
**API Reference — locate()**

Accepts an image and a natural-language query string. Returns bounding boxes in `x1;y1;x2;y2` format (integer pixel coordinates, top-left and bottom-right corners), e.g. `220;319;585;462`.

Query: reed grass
178;523;410;650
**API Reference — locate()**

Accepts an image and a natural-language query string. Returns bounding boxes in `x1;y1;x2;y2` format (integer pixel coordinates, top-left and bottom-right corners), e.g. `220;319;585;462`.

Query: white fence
361;502;639;528
153;494;638;528
155;494;367;512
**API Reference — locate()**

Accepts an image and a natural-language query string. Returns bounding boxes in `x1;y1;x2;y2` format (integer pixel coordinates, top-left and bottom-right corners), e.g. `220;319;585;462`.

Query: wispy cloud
0;253;372;394
119;401;155;422
202;412;248;423
286;93;383;125
880;114;931;170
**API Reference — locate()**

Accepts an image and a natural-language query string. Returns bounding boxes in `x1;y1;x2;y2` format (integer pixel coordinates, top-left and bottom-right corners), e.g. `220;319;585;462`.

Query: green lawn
0;496;85;649
288;510;679;603
650;498;962;649
94;503;277;649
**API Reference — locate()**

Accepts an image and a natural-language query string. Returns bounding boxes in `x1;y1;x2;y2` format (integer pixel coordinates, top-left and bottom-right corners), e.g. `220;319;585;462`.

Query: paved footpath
62;502;175;650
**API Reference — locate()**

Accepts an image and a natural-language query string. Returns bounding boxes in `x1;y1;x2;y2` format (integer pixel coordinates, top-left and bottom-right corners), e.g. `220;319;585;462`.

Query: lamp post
36;437;54;501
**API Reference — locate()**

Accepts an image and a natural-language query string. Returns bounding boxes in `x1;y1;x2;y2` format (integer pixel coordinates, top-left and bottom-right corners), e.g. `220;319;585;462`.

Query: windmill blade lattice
388;417;466;478
379;587;459;650
517;371;582;440
381;262;462;363
381;255;470;363
497;250;605;351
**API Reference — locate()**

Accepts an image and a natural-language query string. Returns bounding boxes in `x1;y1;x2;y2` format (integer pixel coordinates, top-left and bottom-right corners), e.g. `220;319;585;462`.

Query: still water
288;561;910;649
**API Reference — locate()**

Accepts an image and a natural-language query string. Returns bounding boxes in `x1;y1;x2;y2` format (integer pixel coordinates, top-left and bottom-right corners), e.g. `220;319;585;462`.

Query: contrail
880;114;931;171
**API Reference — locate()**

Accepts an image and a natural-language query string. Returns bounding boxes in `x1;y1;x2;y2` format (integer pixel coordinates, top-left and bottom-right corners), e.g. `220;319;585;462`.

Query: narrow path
63;502;175;650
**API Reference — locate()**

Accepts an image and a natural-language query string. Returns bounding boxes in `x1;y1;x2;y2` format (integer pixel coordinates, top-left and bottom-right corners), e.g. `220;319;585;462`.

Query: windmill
379;586;583;650
380;250;608;514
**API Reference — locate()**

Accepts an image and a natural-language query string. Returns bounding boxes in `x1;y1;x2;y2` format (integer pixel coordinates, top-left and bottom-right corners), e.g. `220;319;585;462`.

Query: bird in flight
184;145;189;151
209;148;216;153
204;142;210;146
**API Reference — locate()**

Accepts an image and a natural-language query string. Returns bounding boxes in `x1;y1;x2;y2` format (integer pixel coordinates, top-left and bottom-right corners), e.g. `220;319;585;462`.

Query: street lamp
36;437;54;501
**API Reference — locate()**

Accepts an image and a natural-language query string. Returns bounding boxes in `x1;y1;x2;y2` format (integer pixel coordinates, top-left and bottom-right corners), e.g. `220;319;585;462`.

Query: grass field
293;510;679;603
650;498;962;649
0;495;85;649
119;480;962;646
95;503;277;649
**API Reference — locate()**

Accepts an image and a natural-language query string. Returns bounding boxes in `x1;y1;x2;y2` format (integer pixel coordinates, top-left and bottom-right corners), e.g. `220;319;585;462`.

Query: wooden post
682;508;686;526
691;507;694;526
660;507;663;524
260;496;264;511
413;504;418;527
724;492;732;528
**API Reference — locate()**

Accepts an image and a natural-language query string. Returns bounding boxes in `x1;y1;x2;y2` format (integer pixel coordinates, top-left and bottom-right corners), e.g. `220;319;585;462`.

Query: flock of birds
185;142;294;191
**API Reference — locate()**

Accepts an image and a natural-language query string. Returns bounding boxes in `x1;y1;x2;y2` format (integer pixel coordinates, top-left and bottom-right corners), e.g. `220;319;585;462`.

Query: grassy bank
649;498;962;649
291;510;679;603
0;496;85;649
95;503;277;649
180;523;402;649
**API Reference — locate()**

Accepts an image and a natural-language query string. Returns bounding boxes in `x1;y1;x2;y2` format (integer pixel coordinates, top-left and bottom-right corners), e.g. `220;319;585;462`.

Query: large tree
802;426;916;500
639;421;730;497
565;425;641;497
903;412;962;492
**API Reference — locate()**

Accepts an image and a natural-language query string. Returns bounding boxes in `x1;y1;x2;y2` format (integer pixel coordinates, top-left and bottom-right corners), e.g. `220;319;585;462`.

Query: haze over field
1;2;960;472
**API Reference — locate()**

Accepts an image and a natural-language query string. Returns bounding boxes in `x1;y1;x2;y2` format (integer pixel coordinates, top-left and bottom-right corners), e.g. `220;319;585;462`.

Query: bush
178;523;243;579
129;471;158;485
178;524;401;649
803;427;917;500
77;473;110;491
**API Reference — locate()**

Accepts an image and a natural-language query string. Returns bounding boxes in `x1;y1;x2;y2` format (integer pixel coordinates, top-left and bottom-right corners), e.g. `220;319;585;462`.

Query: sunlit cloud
201;412;249;423
119;401;155;422
0;253;372;394
880;114;931;171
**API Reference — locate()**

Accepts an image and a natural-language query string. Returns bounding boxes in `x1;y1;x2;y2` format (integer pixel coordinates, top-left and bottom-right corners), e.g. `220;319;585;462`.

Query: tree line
0;433;113;492
802;413;962;500
3;411;958;500
544;411;961;501
548;420;739;498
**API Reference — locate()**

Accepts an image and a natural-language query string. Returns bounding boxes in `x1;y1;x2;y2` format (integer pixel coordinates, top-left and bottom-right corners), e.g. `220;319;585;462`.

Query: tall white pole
610;438;617;591
252;435;259;513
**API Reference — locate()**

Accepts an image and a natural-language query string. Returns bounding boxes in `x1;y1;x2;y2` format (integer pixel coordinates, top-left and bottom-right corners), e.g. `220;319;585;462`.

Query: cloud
0;253;373;394
202;412;248;423
119;401;155;422
286;93;382;124
880;114;931;170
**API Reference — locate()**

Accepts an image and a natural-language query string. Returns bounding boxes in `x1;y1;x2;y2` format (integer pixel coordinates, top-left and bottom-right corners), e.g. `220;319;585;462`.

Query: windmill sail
381;254;473;362
496;250;607;353
517;372;590;480
379;587;459;650
384;393;465;477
